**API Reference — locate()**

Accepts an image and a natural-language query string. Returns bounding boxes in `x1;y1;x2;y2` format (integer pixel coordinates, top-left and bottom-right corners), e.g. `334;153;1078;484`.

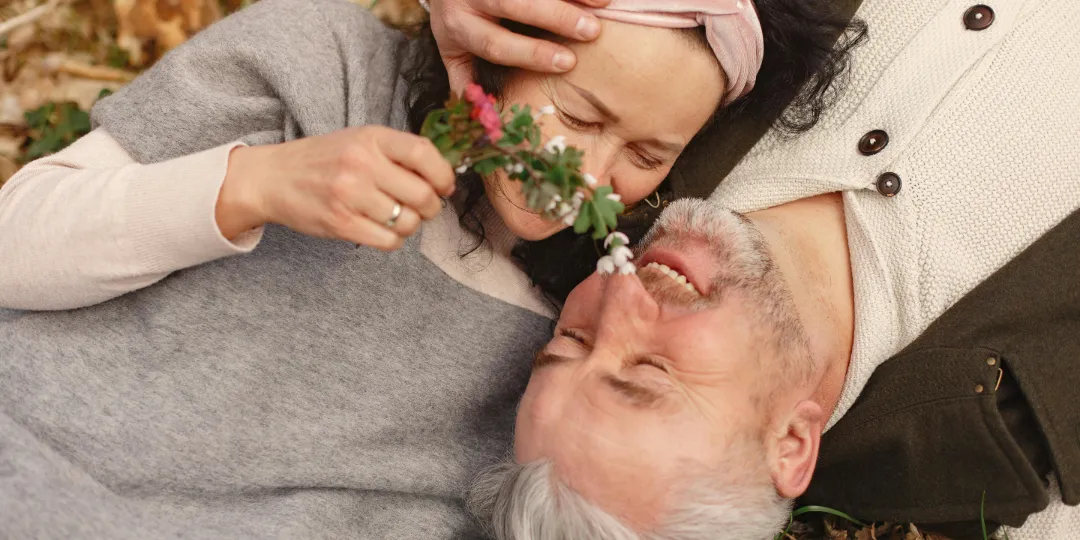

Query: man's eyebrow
569;83;622;123
602;374;665;407
533;349;576;370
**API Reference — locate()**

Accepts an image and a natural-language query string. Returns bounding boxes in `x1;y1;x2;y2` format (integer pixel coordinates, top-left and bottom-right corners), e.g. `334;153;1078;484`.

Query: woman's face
485;21;726;241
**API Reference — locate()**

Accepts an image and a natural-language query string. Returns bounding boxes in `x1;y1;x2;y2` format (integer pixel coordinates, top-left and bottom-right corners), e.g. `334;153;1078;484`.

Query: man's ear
768;400;824;499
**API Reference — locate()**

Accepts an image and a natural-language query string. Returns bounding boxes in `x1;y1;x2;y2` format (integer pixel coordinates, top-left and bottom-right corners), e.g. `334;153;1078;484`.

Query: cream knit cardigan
712;0;1080;537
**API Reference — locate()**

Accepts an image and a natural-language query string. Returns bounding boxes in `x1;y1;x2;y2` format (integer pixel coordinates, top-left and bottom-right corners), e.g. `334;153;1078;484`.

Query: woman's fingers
374;168;442;220
373;129;456;198
327;207;403;251
387;205;422;238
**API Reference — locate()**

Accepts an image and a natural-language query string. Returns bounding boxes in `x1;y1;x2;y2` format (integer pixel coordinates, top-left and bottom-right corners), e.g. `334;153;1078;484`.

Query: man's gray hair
467;460;791;540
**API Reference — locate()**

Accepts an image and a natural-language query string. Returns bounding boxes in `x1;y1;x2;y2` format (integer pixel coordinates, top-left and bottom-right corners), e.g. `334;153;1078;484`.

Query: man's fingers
457;15;578;73
444;56;475;95
481;0;603;42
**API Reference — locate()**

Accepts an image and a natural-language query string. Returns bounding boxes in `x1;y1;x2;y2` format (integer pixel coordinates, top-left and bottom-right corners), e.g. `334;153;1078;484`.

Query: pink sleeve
0;129;263;311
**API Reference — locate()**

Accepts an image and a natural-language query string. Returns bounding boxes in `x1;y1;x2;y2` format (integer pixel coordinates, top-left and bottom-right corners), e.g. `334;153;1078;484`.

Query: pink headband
582;0;764;105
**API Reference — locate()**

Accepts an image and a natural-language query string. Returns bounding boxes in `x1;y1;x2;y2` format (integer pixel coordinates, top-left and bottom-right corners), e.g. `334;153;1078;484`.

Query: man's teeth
642;262;699;295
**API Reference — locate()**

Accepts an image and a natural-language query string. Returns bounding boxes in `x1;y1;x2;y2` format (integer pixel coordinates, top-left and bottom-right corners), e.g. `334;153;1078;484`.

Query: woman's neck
470;197;519;258
417;196;557;319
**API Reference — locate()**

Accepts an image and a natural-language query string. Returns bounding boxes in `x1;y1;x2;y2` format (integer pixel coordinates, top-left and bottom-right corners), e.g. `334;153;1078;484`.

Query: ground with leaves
0;3;962;539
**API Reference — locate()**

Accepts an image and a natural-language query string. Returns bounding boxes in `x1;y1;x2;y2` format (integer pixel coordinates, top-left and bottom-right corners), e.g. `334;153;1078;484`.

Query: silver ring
384;203;403;229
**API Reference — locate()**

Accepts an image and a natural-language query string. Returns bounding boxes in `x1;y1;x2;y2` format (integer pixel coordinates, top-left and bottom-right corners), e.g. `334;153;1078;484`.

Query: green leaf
474;159;500;175
96;88;114;102
590;202;609;239
62;106;91;135
573;202;593;234
433;133;453;153
526;126;540;150
24;103;54;131
981;491;988;540
105;45;130;69
601;201;618;230
789;506;866;528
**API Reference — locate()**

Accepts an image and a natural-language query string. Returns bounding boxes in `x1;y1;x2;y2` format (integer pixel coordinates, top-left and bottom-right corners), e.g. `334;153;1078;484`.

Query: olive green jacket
803;207;1080;538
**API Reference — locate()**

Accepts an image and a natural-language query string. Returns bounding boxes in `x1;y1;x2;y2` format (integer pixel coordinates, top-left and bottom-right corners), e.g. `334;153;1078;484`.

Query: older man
435;0;1080;538
473;196;1079;539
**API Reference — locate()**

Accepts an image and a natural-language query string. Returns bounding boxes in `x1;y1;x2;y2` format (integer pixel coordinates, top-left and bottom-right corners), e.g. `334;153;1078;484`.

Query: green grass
777;493;1003;540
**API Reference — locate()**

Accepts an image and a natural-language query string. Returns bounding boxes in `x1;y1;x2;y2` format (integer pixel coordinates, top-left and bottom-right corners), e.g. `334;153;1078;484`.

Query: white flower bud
617;262;637;275
606;193;622;203
563;210;579;226
604;231;630;249
513;163;525;174
557;202;573;217
583;173;599;187
611;245;634;267
544;135;567;154
455;164;469;174
597;256;616;275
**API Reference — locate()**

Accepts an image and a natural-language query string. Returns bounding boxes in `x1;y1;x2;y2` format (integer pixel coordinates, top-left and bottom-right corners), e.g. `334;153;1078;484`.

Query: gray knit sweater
0;1;553;538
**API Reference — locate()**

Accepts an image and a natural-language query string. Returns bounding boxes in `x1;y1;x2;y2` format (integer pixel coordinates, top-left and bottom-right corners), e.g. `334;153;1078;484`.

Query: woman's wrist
217;145;271;240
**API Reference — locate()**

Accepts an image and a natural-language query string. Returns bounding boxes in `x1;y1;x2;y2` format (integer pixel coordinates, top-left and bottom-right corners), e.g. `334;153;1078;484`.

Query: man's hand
429;0;612;93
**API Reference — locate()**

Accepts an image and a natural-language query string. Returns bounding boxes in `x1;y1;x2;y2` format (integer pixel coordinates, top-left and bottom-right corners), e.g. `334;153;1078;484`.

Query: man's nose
595;274;662;341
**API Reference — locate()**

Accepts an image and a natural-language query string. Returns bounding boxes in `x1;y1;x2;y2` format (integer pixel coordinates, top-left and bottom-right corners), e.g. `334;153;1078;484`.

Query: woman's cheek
614;167;670;205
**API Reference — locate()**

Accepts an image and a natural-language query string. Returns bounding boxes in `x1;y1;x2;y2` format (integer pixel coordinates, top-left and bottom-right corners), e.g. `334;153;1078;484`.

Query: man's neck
746;192;855;417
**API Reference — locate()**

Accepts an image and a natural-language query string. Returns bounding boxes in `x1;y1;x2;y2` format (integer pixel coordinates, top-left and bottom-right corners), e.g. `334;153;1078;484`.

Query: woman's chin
485;178;567;241
504;210;566;241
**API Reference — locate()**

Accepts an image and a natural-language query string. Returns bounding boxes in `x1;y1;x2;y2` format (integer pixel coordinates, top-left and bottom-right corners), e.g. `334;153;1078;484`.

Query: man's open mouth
639;261;700;296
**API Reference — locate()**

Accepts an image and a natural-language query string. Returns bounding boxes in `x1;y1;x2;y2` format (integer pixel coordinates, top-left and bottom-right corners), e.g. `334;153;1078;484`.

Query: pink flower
464;83;487;105
478;107;504;141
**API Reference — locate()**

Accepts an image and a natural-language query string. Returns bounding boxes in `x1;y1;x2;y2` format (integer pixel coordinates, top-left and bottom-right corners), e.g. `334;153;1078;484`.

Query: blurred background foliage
0;0;426;183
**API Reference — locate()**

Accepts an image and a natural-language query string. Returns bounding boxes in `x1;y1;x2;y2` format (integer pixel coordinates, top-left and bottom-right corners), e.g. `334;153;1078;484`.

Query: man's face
513;200;802;529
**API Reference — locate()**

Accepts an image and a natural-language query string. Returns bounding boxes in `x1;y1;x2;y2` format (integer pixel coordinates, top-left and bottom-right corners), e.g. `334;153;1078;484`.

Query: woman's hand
429;0;612;92
217;126;456;251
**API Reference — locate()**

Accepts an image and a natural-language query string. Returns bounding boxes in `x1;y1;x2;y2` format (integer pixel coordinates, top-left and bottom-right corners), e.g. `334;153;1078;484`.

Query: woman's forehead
565;21;726;118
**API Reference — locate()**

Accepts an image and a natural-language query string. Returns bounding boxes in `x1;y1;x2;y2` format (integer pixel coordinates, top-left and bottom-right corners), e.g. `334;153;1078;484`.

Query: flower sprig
420;84;634;275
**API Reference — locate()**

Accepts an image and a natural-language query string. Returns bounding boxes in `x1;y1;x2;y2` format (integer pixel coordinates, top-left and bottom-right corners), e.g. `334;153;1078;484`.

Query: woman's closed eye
626;146;664;170
558;112;667;171
558;111;601;132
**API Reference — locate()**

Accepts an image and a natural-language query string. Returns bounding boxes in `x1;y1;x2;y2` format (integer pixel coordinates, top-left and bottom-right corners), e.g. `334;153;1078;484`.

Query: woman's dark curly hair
405;0;867;305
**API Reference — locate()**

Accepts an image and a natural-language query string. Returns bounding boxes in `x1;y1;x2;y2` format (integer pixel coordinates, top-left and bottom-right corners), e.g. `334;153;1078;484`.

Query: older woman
0;0;860;537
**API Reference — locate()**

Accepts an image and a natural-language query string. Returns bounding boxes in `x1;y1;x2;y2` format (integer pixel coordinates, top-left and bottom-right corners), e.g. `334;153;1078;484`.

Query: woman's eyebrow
568;83;621;123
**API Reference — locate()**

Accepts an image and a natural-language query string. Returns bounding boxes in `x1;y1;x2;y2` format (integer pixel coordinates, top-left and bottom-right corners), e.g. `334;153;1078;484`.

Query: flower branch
420;84;635;275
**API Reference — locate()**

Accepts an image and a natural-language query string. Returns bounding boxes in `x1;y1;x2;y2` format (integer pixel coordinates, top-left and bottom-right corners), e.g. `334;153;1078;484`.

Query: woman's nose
580;142;619;187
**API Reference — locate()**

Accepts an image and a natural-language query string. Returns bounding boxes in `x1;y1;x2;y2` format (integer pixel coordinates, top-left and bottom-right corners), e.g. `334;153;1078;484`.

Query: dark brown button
858;130;890;156
876;173;902;197
964;5;995;31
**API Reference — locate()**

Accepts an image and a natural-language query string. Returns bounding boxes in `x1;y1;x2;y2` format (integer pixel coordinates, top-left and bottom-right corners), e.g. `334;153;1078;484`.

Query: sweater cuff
123;142;265;274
